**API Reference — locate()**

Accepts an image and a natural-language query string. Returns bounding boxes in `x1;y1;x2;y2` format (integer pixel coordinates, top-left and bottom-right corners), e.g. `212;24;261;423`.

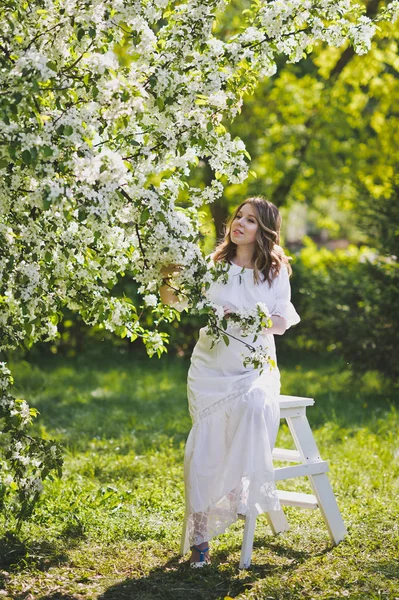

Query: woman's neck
233;247;255;269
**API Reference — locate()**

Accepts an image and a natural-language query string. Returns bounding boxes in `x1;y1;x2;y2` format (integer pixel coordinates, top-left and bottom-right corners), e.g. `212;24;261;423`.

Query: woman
163;197;300;567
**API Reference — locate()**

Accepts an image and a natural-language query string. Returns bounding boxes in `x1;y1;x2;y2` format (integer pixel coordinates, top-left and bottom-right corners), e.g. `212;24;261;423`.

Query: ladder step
277;489;318;509
272;448;301;462
275;460;329;481
278;395;314;409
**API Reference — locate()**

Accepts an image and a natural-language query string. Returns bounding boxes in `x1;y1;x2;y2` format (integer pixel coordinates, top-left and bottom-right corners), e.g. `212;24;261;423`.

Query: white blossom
144;294;158;307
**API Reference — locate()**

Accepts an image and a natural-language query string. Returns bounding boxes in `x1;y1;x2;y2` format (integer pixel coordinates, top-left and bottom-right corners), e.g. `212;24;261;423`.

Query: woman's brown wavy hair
212;196;291;284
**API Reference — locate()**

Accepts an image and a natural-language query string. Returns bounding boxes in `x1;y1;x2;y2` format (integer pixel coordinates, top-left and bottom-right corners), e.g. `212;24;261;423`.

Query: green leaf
21;150;31;165
46;60;57;72
8;143;17;159
140;209;150;224
23;337;33;349
42;146;54;157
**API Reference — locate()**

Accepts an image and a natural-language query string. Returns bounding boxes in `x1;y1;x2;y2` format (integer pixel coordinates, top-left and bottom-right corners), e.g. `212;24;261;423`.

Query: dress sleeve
270;266;300;329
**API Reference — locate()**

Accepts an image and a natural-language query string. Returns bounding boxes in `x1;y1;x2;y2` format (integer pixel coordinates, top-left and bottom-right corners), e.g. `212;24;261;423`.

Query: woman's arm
223;307;288;335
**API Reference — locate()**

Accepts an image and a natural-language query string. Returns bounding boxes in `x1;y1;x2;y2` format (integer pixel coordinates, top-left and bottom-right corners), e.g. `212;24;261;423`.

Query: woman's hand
161;264;182;279
265;315;288;335
160;264;183;305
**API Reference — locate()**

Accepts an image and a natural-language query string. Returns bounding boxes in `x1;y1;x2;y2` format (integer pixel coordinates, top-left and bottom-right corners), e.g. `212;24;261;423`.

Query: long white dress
181;261;300;554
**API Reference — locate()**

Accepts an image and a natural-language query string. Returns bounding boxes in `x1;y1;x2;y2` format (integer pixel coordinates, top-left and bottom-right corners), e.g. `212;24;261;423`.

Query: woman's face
230;203;259;247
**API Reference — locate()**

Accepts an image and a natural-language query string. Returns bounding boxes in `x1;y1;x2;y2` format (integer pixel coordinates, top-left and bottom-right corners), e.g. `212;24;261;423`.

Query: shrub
288;238;399;380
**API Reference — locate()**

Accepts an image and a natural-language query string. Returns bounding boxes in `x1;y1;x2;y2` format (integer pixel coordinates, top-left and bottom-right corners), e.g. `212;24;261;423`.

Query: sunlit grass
1;349;398;599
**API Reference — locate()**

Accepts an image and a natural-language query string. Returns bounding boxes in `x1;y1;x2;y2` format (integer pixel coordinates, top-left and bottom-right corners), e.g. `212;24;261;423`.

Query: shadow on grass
96;542;331;600
30;595;79;600
96;556;261;600
0;532;68;572
366;557;399;581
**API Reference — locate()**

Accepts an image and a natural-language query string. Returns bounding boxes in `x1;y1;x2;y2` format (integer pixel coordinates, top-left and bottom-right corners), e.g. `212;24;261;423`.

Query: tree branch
61;40;95;73
24;22;66;52
118;187;149;269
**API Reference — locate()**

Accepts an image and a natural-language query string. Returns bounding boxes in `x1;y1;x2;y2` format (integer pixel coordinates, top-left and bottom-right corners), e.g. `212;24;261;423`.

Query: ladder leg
287;414;347;545
286;414;321;463
180;510;188;556
266;508;290;535
308;473;347;544
239;514;257;569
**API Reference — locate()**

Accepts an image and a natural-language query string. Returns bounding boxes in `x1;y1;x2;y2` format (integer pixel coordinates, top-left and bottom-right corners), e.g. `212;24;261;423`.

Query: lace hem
183;474;281;552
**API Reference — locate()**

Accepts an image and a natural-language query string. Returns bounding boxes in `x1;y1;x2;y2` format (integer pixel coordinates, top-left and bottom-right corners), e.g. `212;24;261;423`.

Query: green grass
1;348;398;600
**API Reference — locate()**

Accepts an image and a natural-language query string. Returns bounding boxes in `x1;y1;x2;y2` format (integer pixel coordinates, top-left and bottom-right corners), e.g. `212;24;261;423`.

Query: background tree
208;0;399;246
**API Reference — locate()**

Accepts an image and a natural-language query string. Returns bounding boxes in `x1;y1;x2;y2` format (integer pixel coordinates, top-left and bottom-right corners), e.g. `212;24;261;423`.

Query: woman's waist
191;328;277;372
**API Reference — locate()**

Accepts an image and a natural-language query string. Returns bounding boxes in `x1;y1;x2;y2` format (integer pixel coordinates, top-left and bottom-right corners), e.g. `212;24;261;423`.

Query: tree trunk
203;159;229;241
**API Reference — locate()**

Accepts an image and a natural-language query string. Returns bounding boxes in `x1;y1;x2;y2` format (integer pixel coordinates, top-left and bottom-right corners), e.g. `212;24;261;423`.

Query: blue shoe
190;544;210;568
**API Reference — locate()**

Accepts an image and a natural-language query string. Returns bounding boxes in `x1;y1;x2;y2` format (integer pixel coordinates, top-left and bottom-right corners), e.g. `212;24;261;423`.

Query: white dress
181;261;300;554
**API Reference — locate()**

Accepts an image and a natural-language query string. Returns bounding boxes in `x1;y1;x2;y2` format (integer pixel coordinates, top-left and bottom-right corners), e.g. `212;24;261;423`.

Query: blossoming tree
1;0;398;525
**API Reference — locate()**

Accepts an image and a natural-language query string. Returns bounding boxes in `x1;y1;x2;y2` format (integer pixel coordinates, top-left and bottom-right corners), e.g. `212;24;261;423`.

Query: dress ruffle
271;300;300;329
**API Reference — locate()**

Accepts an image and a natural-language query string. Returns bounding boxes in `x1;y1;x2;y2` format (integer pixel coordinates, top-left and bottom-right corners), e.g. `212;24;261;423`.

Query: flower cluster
0;0;397;523
227;302;273;337
243;345;276;374
189;261;274;370
204;298;275;371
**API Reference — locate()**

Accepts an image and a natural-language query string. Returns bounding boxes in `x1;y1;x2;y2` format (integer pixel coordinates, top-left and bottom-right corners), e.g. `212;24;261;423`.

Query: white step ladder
240;394;347;569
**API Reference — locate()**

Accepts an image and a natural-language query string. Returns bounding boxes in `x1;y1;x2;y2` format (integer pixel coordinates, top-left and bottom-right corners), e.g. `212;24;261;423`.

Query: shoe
190;544;210;568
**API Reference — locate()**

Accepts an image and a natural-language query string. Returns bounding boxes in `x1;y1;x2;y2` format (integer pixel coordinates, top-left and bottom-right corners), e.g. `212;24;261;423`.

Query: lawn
0;347;398;600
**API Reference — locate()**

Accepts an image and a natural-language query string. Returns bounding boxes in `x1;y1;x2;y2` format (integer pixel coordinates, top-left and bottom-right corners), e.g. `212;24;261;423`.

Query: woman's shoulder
269;257;291;288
